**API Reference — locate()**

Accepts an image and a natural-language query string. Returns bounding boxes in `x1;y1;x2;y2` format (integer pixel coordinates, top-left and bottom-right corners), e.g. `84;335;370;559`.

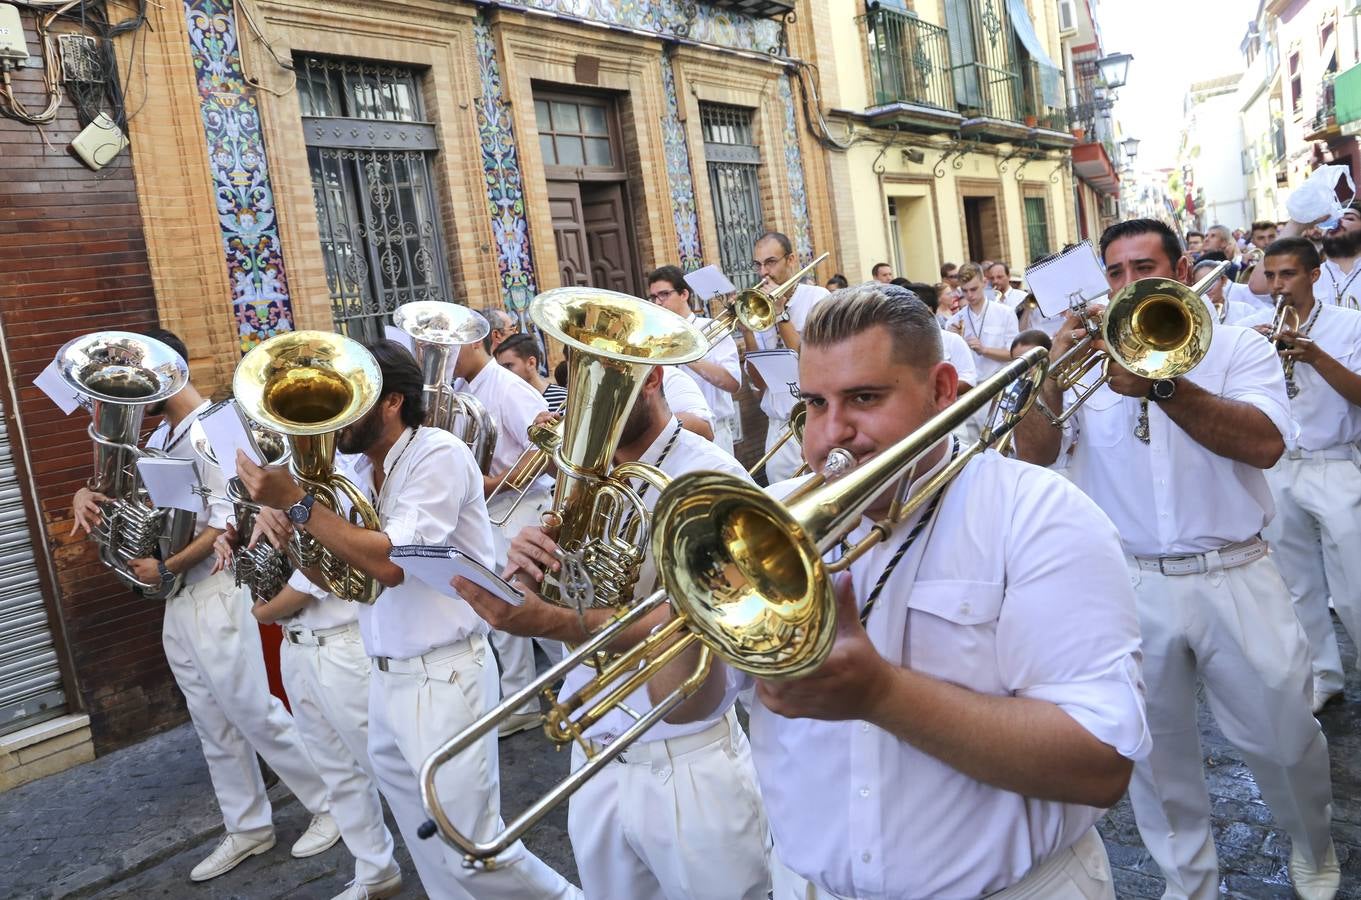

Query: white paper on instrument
136;457;204;512
685;265;737;300
34;359;80;415
199;401;262;482
745;349;801;404
1025;241;1110;318
390;545;525;607
384;325;415;354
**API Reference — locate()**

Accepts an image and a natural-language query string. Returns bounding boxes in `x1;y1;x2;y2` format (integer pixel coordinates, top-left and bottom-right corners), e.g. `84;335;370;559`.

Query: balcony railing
953;61;1022;122
862;8;955;112
1021;59;1067;131
1307;73;1338;138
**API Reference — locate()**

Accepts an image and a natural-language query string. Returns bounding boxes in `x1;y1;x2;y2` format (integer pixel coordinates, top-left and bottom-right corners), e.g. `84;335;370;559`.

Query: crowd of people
62;203;1361;900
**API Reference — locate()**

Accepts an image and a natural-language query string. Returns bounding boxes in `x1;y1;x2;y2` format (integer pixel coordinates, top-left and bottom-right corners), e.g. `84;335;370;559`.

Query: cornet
416;348;1049;864
1236;248;1264;284
698;252;829;345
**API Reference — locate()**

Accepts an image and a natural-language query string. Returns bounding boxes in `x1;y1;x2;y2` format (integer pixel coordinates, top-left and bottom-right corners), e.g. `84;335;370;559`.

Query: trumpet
698;252;829;345
416;348;1049;863
1267;293;1306;398
747;400;805;477
1044;260;1226;423
234;331;386;604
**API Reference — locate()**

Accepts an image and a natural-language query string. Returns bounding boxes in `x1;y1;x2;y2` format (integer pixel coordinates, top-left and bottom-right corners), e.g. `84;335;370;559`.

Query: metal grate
701;104;763;290
297;55;423;122
862;8;955;112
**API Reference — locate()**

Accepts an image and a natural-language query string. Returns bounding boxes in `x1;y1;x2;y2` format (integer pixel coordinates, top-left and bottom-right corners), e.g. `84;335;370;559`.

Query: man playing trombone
1014;219;1338;900
649;284;1150;899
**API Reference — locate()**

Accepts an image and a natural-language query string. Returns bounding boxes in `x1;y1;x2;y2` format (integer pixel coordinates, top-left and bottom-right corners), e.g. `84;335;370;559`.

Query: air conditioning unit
1058;0;1078;35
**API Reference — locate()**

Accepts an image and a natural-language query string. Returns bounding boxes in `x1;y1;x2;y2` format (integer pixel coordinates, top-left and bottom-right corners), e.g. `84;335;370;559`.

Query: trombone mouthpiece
823;448;856;480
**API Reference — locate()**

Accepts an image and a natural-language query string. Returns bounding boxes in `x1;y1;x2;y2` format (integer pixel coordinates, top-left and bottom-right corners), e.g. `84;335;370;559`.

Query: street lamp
1121;137;1140;160
1096;52;1134;90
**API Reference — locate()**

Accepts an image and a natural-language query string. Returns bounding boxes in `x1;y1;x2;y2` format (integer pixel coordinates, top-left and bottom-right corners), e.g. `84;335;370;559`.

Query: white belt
1286;445;1357;461
1133;537;1267;576
374;634;480;673
284;621;357;647
589;709;736;767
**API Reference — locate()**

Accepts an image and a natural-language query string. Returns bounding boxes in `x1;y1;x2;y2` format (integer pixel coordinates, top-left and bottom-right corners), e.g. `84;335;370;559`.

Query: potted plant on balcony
1025;114;1038;127
1071;125;1086;142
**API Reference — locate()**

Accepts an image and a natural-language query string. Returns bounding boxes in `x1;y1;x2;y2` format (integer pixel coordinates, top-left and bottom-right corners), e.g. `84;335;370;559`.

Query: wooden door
581;182;638;295
549;180;590;288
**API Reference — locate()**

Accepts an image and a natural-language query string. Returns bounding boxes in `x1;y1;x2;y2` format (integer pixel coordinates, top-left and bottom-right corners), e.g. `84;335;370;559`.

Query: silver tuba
394;301;499;472
57;332;194;600
190;400;293;605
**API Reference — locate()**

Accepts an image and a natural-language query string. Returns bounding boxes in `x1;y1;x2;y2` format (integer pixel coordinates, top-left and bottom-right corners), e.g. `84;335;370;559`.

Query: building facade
1178;75;1251;232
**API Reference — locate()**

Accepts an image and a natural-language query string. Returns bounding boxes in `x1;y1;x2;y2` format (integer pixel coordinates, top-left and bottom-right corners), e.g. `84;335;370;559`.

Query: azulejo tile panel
474;15;538;311
183;0;295;353
778;73;814;264
522;0;783;54
660;55;703;270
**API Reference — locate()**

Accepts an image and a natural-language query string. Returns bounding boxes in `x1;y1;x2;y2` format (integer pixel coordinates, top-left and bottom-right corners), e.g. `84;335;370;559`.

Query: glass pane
539;134;557;165
535;99;551;131
585;138;612;166
556;136;585;166
552;101;580;133
581;104;608;135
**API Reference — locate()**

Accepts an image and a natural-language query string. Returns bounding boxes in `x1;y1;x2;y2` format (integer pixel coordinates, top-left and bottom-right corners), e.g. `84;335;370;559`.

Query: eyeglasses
646;289;676;303
751;255;791;273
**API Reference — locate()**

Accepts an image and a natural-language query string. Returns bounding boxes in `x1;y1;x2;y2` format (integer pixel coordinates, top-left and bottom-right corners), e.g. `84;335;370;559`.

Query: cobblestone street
0;621;1355;899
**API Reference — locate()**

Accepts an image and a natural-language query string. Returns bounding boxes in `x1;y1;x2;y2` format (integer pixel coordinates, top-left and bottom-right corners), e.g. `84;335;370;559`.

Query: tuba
698;252;828;346
190;400;293;605
417;348;1050;862
1043;260;1226;423
57;332;194;600
234;332;385;604
394;301;499;472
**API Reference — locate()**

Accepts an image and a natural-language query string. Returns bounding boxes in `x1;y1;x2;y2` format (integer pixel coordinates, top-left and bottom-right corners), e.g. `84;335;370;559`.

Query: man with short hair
652;282;1149;900
1015;219;1338;900
871;262;893;283
1241;237;1361;713
946;263;1017;439
1185;230;1204;256
986;261;1028;308
1251;220;1279;250
906;281;975;393
1202;224;1237;263
477;307;520;353
826;274;849;290
495;333;567;412
1194;257;1254;324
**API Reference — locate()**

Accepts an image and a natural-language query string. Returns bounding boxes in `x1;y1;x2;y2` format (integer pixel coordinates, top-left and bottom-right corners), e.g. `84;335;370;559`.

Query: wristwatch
1148;378;1177;402
157;560;175;587
287;492;316;525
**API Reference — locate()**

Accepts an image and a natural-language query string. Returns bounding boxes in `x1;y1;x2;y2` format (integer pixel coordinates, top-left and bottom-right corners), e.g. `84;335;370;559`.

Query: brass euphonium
233;331;384;604
417;348;1050;863
190;400;293;604
394;301;499;472
698;252;829;345
58;332;194;600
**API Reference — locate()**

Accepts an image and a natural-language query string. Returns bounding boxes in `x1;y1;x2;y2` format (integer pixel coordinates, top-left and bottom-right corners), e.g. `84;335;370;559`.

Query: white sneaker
330;871;403;900
1289;840;1340;900
190;829;276;882
1312;689;1344;714
498;711;540;738
291;812;341;858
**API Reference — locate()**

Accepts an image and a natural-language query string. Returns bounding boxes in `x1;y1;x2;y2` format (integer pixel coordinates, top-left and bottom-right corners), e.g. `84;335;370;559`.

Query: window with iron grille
701;103;764;290
297;55;452;343
1023;195;1051;265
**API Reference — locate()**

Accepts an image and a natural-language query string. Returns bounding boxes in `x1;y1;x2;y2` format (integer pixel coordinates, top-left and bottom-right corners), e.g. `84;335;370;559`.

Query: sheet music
744;349;801;405
685;265;737;301
384;325;415;354
136;458;204;512
1025;241;1110;318
199;401;263;481
391;545;525;607
34;359;81;415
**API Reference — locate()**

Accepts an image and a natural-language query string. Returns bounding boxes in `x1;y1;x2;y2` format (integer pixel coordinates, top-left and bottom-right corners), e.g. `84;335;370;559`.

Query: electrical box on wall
71;113;128;171
0;3;30;69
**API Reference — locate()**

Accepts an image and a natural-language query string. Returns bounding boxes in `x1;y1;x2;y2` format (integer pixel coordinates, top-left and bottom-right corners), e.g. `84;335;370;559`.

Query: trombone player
1014;219;1339;900
647;284;1150;899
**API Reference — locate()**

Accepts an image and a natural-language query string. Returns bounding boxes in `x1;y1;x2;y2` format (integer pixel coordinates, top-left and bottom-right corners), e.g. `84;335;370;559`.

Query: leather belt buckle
376;656;391;672
1158;555;1200;576
286;630;303;645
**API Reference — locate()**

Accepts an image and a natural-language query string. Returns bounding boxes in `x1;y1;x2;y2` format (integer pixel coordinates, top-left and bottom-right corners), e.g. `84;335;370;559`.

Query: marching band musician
650;284;1150;899
1250;200;1361;309
455;365;772;900
1193;256;1254;324
1240;237;1361;713
1014;219;1339;900
495;333;568;412
70;328;337;883
947;263;1019;440
647;265;743;454
740;231;829;480
236;341;579;900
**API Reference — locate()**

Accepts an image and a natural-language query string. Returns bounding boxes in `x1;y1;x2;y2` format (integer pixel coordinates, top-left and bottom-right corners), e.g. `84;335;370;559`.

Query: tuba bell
57;331;194;600
190;400;294;605
233;331;385;604
394;301;499;472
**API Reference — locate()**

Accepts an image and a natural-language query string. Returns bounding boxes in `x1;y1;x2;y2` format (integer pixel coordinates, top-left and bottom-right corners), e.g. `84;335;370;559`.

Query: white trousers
712;416;736;456
567;710;770;900
762;418;804;483
161;570;329;833
1263;453;1361;697
366;635;581;900
279;624;397;884
770;827;1114;900
1125;555;1333;900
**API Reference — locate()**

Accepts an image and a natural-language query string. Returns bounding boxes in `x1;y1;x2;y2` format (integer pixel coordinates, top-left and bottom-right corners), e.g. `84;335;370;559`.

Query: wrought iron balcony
1305;73;1339;141
862;7;956;113
1020;59;1067;132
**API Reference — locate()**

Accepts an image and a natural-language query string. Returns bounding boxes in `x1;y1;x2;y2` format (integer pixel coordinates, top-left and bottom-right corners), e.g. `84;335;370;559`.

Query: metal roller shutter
0;404;65;736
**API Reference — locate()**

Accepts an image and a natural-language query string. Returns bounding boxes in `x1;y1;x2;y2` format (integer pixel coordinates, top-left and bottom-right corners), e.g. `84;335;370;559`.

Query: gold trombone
1044;260;1226;423
748;400;805;477
416;347;1049;864
698;252;829;344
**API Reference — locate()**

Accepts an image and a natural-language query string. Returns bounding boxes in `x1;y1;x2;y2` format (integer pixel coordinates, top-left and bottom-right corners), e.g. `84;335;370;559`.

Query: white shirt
686;312;741;423
285;567;359;631
464;358;547;479
1211;297;1258;325
1239;303;1361;451
1068;324;1296;556
947;300;1019;381
1226;281;1274;312
1315;258;1361;310
662;365;714;425
751;451;1148;899
753;283;828;424
557;418;749;743
996;286;1028;308
939;329;977;387
349;426;496;659
146;401;229;585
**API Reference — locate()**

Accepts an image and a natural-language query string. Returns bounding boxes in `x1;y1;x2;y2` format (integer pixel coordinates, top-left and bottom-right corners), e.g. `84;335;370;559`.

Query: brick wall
0;12;185;752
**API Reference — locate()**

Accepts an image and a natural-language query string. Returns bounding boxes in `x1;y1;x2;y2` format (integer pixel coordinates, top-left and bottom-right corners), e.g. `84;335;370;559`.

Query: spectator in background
940;261;962;312
871;262;893;284
1195;255;1254;324
1250;220;1280;251
553;358;568;389
1185;231;1205;257
826;274;849;290
986;261;1028;308
495;333;567;412
906;281;975;393
475;307;520;353
946;263;1017;439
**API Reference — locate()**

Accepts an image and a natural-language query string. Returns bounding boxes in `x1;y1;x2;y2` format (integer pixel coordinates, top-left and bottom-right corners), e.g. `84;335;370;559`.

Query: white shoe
1312;689;1344;714
190;829;276;882
1289;840;1340;900
291;812;341;858
330;871;403;900
498;711;540;738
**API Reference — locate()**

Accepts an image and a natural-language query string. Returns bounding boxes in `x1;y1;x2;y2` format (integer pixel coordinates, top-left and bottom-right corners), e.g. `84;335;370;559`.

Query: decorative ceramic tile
778;73;814;263
183;0;295;354
660;55;703;270
522;0;783;54
474;15;538;311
